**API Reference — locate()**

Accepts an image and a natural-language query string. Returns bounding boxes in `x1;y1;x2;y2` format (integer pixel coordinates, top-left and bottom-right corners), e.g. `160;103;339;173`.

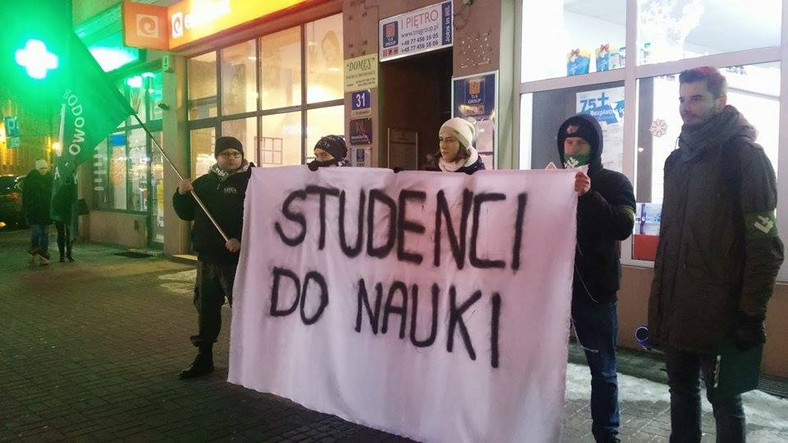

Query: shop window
188;52;218;119
150;132;165;244
222;117;258;163
190;127;216;178
521;1;626;82
261;27;302;110
109;132;128;210
633;62;780;260
520;81;625;172
262;112;302;166
92;139;110;209
637;0;781;65
150;72;164;121
116;85;126;130
127;128;149;212
127;75;148;123
306;106;344;162
221;40;258;115
188;15;345;171
306;14;344;103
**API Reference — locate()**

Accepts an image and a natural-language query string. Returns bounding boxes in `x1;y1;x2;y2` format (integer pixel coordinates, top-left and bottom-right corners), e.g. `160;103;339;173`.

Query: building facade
69;0;788;377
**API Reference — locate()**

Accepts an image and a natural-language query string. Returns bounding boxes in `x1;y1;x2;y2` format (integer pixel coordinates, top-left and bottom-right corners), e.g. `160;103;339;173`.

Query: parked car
0;175;25;228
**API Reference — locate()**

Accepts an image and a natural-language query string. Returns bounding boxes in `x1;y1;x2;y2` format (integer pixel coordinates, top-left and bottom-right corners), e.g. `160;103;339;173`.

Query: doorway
379;49;452;170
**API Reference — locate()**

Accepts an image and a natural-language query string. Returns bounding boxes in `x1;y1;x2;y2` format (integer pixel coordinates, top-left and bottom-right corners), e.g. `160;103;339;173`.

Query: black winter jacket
648;106;783;354
558;115;636;303
22;169;53;225
173;163;252;264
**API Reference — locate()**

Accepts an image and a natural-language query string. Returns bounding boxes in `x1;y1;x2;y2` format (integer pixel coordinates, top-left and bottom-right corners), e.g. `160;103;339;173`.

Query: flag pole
131;113;230;242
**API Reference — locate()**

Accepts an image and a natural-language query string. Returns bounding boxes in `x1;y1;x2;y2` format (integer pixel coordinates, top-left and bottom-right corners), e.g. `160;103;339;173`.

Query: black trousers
190;260;237;347
55;221;72;259
664;348;746;443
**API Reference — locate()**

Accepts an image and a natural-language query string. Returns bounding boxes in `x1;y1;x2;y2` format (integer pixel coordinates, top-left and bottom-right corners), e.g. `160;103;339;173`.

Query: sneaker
40;256;49;266
27;248;38;264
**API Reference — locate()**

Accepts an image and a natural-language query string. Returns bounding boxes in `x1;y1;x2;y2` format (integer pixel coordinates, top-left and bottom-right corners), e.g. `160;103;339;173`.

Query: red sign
122;2;169;50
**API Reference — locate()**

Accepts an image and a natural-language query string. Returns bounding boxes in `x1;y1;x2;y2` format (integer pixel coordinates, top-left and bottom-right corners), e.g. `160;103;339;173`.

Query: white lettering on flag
229;167;577;442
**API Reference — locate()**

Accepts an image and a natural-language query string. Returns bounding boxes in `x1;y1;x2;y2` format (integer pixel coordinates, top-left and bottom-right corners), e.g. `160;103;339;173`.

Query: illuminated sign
121;0;309;50
122;2;169;50
15;40;58;79
167;0;307;49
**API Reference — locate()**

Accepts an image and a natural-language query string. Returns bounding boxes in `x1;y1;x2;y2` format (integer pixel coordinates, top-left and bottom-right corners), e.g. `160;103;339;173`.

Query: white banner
229;167;577;442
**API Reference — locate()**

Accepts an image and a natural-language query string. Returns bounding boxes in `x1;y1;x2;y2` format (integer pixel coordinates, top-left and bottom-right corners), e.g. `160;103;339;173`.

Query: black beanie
214;136;244;158
556;114;603;161
314;135;348;161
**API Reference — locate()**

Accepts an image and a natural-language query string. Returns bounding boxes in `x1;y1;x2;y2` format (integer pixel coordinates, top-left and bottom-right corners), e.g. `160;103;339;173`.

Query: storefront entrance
379;49;452;170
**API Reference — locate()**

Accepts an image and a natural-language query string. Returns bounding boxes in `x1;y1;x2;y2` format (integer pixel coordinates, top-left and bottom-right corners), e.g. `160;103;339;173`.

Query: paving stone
1;229;785;441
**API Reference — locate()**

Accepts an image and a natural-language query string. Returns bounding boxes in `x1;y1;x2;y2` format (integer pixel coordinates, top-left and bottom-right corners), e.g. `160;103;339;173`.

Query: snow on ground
158;269;196;294
566;362;788;436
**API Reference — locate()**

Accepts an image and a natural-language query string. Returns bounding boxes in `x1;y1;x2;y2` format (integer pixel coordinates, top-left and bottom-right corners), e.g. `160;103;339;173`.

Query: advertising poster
452;71;497;169
379;1;453;62
352;146;370;167
344;54;378;92
576;87;625;172
349;118;373;145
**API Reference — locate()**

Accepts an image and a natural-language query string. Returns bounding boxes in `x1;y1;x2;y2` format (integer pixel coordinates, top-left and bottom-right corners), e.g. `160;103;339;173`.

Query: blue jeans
30;224;49;254
572;295;620;442
664;349;745;443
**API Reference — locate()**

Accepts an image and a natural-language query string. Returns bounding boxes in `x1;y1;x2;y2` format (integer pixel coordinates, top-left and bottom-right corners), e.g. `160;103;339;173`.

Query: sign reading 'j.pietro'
379;1;453;62
229;167;578;443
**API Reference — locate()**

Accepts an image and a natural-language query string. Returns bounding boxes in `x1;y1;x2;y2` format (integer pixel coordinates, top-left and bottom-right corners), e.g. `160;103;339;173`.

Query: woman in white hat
437;117;485;174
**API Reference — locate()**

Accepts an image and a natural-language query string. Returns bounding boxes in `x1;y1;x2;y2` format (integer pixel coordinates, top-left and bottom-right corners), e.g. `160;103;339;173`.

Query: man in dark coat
173;136;252;379
22;159;53;265
558;114;636;443
648;66;783;441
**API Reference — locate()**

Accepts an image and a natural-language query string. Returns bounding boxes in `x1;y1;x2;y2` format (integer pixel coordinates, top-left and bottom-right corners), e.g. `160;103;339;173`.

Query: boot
179;344;214;379
66;241;74;262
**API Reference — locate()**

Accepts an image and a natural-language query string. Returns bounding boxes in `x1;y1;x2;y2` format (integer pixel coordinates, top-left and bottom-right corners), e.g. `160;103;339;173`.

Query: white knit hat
439;117;475;150
35;159;48;170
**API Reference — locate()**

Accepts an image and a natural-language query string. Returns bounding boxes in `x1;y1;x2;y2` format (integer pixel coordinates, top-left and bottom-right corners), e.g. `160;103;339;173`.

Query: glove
730;312;766;351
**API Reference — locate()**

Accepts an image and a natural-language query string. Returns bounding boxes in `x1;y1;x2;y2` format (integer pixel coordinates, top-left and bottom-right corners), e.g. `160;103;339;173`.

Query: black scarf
678;105;756;162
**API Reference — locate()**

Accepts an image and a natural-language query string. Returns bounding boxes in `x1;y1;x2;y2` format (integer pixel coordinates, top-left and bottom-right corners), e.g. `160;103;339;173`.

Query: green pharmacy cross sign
15;39;59;79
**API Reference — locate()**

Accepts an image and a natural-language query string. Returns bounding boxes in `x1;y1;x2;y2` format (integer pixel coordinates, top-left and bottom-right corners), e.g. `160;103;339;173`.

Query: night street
1;228;786;441
0;229;404;441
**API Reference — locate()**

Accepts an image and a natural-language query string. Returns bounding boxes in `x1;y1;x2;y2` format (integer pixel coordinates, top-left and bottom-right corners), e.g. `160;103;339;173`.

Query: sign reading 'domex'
229;167;578;443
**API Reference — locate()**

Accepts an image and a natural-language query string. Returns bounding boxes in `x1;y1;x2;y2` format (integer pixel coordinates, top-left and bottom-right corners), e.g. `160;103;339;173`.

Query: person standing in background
23;159;53;266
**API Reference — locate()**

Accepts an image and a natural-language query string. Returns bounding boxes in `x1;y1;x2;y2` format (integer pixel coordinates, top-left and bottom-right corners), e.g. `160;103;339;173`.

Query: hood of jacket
556;113;604;175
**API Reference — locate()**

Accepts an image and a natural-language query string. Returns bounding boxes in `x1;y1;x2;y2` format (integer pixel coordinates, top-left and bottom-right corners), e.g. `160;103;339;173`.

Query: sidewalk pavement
1;229;786;441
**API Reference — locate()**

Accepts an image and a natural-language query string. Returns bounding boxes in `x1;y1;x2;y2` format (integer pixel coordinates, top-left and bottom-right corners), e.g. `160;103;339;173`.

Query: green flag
52;32;134;213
